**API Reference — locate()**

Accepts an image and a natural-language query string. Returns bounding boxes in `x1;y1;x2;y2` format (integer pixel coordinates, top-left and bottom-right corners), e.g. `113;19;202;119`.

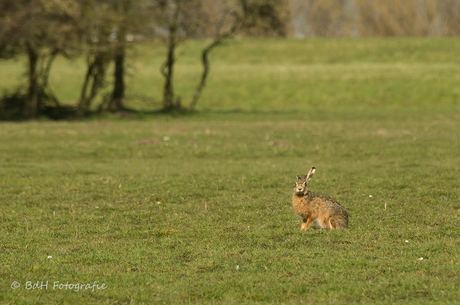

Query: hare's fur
293;167;348;230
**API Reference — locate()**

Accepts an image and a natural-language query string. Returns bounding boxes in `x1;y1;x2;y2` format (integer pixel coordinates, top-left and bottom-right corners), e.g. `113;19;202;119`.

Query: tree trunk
108;47;125;112
189;40;222;111
24;44;39;119
77;59;95;117
77;54;107;117
108;0;128;112
161;6;180;112
189;23;242;111
189;45;212;111
40;49;60;108
162;33;176;111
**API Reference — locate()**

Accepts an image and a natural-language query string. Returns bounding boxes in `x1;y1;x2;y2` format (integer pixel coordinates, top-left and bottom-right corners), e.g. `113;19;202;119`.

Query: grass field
1;38;460;304
1;109;460;304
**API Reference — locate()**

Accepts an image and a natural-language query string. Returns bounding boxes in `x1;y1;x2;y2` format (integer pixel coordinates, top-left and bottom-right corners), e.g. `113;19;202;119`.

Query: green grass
1;108;460;304
1;38;460;111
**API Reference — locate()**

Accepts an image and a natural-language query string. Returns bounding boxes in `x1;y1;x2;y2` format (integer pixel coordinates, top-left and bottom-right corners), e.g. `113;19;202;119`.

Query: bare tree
0;0;81;119
77;46;112;117
189;0;247;111
107;0;149;112
154;0;205;111
154;0;290;112
188;24;241;111
76;1;115;117
107;0;130;112
159;1;182;111
77;0;152;116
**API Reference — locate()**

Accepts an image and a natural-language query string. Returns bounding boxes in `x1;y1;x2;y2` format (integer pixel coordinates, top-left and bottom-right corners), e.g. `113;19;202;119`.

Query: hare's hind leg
328;218;336;230
330;216;348;229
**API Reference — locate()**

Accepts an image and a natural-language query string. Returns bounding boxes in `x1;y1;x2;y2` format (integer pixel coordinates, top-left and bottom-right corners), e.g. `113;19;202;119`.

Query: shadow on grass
2;94;456;122
0;92;200;121
0;98;280;121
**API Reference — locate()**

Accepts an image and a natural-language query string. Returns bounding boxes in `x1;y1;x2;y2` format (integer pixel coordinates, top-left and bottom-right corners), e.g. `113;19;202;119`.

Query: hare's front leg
301;217;314;231
300;218;308;230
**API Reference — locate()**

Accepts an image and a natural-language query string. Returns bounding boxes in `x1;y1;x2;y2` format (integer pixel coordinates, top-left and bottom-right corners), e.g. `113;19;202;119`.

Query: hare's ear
305;167;316;183
296;175;302;181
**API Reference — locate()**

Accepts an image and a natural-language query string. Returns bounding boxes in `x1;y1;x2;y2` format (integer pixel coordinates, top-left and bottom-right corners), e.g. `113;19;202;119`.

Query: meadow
1;38;460;304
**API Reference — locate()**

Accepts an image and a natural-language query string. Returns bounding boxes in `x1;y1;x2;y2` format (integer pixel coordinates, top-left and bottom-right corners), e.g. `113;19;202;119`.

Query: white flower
163;136;170;141
405;240;409;243
419;257;424;261
236;265;239;270
47;256;52;259
369;195;373;198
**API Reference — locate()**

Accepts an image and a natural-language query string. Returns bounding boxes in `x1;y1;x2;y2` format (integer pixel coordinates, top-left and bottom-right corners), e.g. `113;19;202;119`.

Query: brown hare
293;167;348;230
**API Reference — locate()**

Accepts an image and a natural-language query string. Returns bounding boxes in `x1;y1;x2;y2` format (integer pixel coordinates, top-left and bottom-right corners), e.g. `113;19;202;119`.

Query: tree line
1;0;459;119
0;0;288;119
